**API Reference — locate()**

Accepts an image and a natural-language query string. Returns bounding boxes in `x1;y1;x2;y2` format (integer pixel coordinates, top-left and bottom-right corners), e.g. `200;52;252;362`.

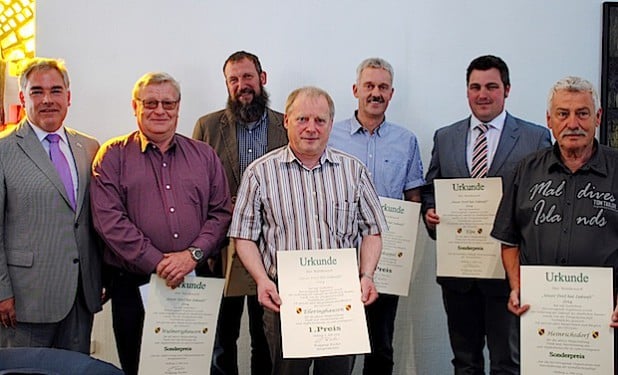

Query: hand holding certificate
434;177;504;279
276;249;370;358
520;266;614;374
138;275;224;375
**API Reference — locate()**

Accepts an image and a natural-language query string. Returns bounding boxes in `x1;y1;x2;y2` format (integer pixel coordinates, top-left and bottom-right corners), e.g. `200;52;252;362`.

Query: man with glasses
193;50;287;375
90;72;232;375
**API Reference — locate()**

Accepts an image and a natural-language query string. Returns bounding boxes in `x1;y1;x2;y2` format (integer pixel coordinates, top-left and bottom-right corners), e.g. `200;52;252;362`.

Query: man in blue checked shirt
328;57;425;375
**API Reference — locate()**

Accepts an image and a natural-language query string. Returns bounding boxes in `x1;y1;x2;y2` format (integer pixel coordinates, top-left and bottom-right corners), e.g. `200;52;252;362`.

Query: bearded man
193;51;288;375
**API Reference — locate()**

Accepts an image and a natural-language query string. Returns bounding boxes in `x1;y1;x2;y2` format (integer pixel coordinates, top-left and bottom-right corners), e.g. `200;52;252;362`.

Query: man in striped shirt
229;86;387;374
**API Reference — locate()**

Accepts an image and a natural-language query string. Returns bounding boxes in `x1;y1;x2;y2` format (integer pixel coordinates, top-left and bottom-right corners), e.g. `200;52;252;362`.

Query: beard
225;86;270;124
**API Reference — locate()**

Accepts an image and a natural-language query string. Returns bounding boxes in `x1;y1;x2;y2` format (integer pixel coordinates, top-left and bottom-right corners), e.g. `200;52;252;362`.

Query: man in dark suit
421;55;551;374
0;58;102;354
193;51;288;375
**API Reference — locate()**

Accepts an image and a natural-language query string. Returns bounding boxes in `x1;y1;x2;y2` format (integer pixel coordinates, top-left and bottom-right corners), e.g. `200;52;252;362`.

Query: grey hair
547;76;600;112
18;57;70;92
132;72;181;100
356;57;394;84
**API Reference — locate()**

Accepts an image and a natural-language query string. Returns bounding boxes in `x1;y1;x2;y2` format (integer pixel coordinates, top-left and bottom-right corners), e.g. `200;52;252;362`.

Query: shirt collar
29;121;69;144
137;131;177;153
352;110;386;136
239;110;268;131
469;110;507;132
548;139;608;176
281;145;338;169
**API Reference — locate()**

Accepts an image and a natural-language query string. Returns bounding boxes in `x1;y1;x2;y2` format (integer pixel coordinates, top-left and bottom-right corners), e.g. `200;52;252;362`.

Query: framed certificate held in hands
277;248;370;358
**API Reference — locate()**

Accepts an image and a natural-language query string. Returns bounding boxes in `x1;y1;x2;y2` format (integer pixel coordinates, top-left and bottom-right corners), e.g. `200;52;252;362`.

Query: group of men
0;52;616;375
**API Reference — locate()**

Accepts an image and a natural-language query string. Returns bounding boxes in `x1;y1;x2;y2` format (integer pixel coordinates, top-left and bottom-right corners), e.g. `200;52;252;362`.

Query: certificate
138;275;225;375
376;197;420;296
520;266;614;374
276;248;370;358
434;177;504;278
223;242;257;297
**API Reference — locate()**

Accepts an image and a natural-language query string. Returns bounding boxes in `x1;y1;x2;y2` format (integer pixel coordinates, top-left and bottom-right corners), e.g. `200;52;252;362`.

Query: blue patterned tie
471;124;489;178
46;134;76;210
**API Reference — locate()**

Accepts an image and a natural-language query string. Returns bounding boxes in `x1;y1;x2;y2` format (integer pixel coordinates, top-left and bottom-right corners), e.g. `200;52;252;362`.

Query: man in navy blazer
421;55;551;374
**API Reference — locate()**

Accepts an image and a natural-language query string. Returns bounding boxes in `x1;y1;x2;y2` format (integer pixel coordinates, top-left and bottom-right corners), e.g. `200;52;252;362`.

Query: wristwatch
188;247;204;263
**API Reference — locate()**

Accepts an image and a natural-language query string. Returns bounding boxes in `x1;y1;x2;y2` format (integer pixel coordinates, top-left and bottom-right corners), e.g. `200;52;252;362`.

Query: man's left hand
156;250;197;288
360;276;379;306
611;300;618;328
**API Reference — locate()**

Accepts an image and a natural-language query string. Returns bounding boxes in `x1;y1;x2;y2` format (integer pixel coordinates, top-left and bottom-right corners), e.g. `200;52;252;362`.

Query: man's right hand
424;208;440;231
257;279;281;313
507;289;530;316
0;297;16;328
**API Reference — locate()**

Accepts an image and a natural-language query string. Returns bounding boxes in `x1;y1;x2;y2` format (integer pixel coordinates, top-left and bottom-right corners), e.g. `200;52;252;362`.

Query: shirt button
173;233;179;239
163;162;168;167
559;258;567;265
248;149;253;153
170;207;176;213
165;184;171;190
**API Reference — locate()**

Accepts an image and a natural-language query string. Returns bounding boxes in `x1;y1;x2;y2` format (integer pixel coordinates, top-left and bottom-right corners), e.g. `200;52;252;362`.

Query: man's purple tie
46;134;76;210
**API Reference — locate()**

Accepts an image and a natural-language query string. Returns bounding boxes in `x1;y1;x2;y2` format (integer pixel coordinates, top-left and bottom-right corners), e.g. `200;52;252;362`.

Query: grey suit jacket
421;113;551;293
193;108;288;198
0;121;102;323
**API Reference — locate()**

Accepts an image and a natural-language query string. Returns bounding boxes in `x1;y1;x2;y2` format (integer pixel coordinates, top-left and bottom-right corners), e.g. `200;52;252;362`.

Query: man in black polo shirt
491;77;618;371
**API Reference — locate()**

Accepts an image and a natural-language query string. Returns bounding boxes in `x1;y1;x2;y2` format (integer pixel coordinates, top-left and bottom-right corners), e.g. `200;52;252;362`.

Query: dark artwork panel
602;2;618;148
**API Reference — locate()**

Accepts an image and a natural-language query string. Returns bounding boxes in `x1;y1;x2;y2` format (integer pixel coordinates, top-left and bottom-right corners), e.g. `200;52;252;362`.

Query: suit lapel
219;113;241;188
66;128;87;217
453;119;470;176
489;113;518;176
15;121;73;208
266;109;286;151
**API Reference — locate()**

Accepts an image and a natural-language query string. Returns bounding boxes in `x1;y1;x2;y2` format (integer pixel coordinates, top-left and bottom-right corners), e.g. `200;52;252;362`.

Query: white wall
36;1;606;373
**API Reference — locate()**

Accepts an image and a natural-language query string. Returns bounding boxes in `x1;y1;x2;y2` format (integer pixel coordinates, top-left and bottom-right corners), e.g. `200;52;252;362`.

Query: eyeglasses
136;98;179;110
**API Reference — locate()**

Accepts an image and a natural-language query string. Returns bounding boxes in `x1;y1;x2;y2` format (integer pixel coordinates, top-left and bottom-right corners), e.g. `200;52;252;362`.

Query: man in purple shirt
90;72;232;375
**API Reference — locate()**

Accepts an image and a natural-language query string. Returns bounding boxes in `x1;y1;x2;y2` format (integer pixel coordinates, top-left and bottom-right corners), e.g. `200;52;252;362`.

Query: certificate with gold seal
277;248;370;358
434;177;504;278
376;197;420;296
520;266;614;374
138;275;224;375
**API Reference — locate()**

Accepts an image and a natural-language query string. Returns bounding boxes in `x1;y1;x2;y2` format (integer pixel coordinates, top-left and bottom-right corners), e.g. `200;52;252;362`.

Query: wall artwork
602;2;618;147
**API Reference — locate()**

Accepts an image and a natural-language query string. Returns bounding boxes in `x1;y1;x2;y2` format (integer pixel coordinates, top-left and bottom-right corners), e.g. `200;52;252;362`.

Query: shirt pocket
379;158;407;197
333;200;357;237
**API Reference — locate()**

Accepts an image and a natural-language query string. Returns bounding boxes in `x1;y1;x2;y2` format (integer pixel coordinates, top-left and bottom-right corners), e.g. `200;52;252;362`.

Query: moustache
236;87;255;98
368;96;384;103
560;129;587;137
